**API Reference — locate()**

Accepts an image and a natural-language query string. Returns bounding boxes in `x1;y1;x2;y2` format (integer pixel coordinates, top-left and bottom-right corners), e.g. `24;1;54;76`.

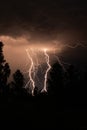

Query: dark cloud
0;0;87;43
0;0;87;71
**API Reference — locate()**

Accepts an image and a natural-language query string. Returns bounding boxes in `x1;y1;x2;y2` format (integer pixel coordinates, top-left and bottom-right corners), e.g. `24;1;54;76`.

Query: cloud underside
0;0;87;45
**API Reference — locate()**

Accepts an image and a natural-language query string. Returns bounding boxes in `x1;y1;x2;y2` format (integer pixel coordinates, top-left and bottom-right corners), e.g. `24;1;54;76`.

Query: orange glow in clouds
0;35;63;69
0;35;64;95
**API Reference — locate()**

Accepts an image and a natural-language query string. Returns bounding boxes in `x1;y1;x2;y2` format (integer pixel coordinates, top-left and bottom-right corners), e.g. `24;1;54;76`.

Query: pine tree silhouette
0;41;11;97
12;70;25;96
48;62;65;95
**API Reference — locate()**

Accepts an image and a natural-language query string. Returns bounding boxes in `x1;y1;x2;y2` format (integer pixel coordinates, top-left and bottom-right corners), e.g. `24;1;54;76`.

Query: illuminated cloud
0;0;87;72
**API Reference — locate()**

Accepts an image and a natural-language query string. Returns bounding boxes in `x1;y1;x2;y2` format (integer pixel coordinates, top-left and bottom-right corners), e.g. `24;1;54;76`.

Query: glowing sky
0;35;63;73
0;0;87;72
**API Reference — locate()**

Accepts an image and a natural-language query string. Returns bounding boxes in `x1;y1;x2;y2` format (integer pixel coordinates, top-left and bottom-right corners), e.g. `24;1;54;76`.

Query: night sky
0;0;87;70
0;0;87;36
1;1;87;128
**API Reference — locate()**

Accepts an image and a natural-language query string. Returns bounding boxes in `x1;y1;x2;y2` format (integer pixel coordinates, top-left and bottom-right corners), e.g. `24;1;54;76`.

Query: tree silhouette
66;64;80;88
48;62;65;95
12;70;25;96
0;41;11;96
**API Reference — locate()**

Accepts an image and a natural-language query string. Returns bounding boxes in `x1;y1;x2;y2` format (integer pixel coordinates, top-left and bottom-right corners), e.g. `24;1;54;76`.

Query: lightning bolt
24;41;87;96
66;43;87;48
41;49;51;92
25;49;35;96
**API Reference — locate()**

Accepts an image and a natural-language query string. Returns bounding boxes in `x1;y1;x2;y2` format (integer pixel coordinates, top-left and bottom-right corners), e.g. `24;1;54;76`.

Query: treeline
0;41;87;104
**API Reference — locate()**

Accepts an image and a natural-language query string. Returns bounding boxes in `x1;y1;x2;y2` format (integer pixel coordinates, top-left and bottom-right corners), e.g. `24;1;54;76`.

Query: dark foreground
0;89;87;129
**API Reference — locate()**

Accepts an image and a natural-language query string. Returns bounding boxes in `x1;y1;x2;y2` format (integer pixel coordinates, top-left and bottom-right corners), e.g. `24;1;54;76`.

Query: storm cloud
0;0;87;43
0;0;87;72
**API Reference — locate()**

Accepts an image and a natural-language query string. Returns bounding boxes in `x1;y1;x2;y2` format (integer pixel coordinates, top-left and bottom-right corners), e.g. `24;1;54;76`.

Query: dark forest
0;41;87;129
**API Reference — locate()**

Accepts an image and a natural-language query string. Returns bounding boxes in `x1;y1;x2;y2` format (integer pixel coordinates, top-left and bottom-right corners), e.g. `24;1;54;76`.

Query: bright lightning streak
41;49;51;92
25;49;35;96
24;42;87;96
